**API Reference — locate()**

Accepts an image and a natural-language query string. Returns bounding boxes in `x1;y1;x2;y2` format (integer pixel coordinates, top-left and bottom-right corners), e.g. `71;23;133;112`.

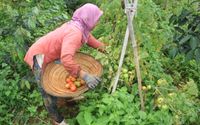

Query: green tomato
128;71;133;74
157;97;164;104
157;104;162;108
122;68;128;73
168;92;176;97
142;86;147;91
157;79;168;86
147;85;152;90
114;65;118;70
161;104;168;110
123;73;129;79
175;115;179;119
74;81;81;88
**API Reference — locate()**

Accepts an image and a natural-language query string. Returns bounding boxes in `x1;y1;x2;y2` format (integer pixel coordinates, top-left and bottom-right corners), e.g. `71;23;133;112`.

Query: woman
24;3;106;125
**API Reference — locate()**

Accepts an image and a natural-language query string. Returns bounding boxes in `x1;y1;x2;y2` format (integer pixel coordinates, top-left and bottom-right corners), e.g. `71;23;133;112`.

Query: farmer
24;3;106;125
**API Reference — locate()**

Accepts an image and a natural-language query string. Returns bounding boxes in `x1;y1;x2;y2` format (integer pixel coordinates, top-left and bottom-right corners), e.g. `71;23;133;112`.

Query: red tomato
70;84;77;92
68;81;74;85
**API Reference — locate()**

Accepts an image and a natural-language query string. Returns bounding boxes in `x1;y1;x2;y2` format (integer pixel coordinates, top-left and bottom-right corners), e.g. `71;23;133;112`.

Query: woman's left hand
79;70;101;89
97;43;109;54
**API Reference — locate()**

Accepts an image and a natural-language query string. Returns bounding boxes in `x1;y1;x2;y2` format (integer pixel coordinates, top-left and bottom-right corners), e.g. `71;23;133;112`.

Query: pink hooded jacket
24;3;104;76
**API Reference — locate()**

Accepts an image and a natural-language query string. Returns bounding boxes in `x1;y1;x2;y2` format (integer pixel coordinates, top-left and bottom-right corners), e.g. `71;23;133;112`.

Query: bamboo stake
110;23;130;93
127;0;144;111
111;0;145;111
126;2;145;111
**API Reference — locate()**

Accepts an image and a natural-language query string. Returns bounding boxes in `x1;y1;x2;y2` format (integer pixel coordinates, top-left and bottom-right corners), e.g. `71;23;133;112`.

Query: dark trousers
33;56;64;123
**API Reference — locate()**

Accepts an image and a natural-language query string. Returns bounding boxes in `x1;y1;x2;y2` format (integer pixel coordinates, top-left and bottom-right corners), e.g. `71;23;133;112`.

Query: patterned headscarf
68;3;103;42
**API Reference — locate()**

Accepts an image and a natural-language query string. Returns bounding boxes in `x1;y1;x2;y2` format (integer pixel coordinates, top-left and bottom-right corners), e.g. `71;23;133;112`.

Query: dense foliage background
0;0;199;125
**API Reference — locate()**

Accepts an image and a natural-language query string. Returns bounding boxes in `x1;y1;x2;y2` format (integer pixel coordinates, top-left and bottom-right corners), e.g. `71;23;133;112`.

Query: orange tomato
70;84;77;92
66;78;71;83
65;84;70;89
71;77;76;82
80;80;85;85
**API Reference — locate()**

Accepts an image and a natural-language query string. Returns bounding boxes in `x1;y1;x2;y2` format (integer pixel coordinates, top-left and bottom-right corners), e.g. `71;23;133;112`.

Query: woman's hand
79;70;101;89
97;43;109;54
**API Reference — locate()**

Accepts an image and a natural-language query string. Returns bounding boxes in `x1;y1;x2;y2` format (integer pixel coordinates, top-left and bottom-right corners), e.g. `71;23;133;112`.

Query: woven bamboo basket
42;52;103;98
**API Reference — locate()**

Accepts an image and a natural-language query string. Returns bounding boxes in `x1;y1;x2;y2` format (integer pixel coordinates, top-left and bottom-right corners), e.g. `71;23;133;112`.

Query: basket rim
41;52;103;98
76;52;103;73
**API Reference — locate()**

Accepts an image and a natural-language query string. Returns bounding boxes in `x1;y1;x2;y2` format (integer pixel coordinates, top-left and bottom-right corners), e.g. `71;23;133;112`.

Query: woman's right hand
79;70;101;89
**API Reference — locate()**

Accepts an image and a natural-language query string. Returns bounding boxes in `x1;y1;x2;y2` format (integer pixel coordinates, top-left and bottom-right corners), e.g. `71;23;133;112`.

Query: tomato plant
0;0;200;124
164;2;200;62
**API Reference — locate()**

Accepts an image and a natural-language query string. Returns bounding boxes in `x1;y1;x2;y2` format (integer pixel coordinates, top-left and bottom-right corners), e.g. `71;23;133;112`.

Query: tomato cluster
65;76;85;92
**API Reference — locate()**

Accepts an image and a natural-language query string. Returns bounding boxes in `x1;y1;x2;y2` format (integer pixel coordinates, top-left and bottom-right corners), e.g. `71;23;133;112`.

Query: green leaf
17;49;24;62
28;17;36;29
179;35;191;45
84;111;93;125
178;17;188;26
174;26;184;33
169;47;178;58
194;48;200;62
15;27;31;38
169;15;177;24
62;13;69;20
93;116;109;125
27;106;37;115
138;111;147;119
77;112;87;125
184;79;199;97
178;9;191;26
32;7;39;15
102;97;111;104
185;50;194;61
132;84;138;96
5;91;11;96
14;28;24;43
25;81;30;89
189;37;198;50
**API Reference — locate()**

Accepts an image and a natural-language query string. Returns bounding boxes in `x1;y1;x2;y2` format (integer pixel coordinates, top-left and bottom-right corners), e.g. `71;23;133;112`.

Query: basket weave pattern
42;53;103;98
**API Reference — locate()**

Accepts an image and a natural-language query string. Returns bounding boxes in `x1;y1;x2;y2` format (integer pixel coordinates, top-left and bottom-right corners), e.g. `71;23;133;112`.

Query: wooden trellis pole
110;0;145;111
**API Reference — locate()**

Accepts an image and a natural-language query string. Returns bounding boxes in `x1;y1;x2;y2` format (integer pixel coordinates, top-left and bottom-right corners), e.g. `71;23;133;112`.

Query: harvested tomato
80;80;85;85
77;78;82;81
74;81;81;88
65;84;70;89
65;76;85;91
71;77;76;82
68;81;74;85
66;78;71;83
70;84;77;92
